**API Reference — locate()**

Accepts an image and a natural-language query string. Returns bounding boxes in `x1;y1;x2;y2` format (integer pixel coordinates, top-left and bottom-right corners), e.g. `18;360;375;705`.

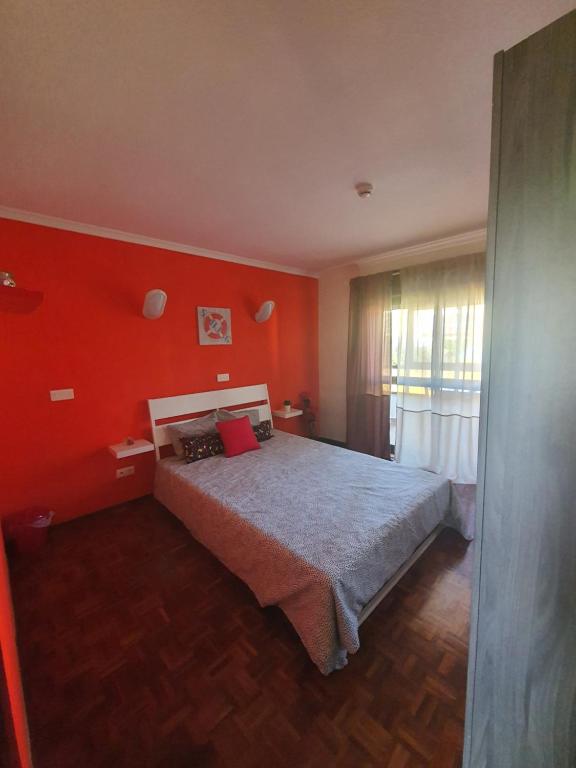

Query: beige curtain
346;273;392;458
394;253;485;482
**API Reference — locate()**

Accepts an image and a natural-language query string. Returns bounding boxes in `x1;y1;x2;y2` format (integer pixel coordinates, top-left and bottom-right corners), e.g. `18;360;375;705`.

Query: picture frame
197;307;232;345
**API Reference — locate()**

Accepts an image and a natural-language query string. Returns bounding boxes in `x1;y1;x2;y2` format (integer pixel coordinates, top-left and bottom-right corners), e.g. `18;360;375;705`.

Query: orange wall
0;218;318;523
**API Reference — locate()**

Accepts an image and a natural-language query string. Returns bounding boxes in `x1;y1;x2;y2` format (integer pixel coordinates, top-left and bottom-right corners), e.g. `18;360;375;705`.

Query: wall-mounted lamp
254;300;275;323
142;289;167;319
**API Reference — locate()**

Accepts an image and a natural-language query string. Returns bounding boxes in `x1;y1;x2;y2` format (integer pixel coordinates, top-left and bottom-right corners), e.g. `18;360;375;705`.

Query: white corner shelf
272;408;303;419
109;439;155;459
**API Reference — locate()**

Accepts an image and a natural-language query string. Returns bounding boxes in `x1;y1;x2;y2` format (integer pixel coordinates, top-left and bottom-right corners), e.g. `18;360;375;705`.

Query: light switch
50;388;75;402
217;373;230;382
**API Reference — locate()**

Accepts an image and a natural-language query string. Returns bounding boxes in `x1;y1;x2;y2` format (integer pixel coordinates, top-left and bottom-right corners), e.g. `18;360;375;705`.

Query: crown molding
0;206;317;278
359;228;487;265
322;227;487;274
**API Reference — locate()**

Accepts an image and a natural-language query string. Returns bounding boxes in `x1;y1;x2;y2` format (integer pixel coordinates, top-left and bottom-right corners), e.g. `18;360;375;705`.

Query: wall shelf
272;408;303;419
109;439;154;459
0;286;43;313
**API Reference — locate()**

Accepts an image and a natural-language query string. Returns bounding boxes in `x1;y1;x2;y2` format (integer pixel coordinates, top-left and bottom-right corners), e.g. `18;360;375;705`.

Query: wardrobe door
464;10;576;768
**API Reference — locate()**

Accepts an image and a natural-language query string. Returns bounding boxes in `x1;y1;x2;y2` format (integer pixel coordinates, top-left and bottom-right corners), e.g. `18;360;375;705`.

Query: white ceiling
1;0;574;273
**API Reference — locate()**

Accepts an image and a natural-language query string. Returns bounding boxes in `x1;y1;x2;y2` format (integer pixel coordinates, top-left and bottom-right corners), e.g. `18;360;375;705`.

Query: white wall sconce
254;300;275;323
142;289;167;319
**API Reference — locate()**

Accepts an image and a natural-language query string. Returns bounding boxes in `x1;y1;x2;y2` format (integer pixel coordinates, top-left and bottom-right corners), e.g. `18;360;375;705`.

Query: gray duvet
154;431;458;674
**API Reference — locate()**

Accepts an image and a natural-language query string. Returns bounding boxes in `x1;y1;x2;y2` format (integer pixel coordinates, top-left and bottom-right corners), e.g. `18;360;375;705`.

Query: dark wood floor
9;497;472;768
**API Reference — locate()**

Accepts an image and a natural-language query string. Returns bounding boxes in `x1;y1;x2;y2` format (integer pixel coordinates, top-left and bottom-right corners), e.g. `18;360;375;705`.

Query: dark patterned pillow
181;420;272;461
181;433;224;463
253;419;273;442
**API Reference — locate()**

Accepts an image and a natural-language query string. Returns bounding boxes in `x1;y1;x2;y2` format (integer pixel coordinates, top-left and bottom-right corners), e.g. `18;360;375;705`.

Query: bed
149;384;463;674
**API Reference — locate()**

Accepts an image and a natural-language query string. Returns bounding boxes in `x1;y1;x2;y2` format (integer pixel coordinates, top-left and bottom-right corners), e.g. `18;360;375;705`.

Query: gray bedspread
154;432;457;674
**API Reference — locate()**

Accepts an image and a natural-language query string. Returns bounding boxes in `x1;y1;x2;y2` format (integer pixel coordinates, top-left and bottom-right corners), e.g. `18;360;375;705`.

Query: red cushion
216;416;261;458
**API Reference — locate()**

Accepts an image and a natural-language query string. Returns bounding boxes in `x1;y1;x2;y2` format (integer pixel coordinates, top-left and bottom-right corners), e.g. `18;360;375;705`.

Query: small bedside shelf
109;439;155;459
272;408;303;419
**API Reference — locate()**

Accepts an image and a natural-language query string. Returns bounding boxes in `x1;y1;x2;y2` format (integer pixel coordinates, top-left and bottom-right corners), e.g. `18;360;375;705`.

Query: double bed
149;384;464;674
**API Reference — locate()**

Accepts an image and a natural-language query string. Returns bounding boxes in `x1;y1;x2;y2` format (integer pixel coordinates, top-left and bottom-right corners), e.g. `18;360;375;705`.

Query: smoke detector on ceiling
355;182;374;199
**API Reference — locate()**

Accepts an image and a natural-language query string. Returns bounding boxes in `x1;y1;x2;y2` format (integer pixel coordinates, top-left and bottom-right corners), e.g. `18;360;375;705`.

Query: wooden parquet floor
9;497;472;768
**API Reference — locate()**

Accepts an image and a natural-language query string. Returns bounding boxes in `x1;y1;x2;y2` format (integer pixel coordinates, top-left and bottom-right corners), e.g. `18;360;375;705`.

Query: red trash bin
5;507;54;554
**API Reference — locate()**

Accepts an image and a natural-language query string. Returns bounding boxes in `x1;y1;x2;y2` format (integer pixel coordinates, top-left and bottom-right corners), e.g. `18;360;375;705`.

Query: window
391;304;483;393
389;302;484;450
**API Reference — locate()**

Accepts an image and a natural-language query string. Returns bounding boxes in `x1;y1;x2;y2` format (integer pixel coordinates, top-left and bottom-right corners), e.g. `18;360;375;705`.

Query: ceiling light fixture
355;182;374;199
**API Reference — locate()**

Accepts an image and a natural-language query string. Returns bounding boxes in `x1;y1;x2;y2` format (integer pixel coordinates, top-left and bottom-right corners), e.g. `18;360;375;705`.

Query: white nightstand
272;408;303;419
109;439;155;459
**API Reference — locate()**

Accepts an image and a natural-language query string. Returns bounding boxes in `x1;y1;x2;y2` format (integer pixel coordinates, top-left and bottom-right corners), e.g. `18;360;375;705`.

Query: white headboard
148;383;272;459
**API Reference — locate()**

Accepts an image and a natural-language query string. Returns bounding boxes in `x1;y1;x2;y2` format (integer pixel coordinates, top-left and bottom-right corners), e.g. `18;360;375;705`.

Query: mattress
154;431;457;674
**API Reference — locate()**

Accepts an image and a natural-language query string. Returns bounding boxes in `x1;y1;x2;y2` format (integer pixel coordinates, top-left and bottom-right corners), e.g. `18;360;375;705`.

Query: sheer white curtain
393;253;485;483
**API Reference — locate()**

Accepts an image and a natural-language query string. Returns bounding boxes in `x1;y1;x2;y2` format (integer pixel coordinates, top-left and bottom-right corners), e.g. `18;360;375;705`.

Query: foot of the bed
358;525;443;626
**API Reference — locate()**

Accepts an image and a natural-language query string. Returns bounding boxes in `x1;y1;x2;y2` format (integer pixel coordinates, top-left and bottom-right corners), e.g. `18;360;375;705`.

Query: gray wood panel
463;48;503;767
465;10;576;768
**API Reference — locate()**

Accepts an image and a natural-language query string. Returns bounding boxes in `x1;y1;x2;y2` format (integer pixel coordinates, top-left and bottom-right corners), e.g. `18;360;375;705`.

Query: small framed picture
197;307;232;345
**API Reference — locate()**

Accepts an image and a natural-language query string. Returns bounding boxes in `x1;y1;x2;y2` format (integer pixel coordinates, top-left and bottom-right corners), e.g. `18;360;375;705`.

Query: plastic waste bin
5;507;54;554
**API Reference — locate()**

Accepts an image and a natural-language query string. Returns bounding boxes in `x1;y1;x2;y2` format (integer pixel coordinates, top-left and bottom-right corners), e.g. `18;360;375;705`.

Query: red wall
0;218;318;523
0;528;32;768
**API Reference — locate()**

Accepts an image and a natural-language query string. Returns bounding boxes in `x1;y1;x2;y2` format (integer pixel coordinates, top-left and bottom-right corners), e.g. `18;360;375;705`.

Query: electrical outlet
217;373;230;382
116;466;135;479
50;388;75;401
